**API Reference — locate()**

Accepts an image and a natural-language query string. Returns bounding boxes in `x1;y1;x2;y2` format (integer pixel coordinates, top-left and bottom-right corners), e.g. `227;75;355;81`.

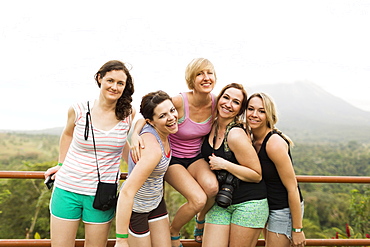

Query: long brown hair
94;60;134;120
216;83;248;123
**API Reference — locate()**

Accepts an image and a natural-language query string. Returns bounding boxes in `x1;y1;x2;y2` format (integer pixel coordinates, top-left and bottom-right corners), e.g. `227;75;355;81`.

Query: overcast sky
1;0;370;130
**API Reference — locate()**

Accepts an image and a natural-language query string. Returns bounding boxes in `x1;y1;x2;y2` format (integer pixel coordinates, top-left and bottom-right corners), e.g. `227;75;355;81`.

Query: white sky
1;0;370;130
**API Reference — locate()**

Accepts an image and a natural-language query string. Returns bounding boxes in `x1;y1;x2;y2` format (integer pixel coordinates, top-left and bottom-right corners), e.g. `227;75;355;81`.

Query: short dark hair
140;90;172;120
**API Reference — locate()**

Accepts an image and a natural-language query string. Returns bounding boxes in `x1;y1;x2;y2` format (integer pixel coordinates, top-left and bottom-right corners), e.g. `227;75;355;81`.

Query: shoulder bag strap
84;101;120;183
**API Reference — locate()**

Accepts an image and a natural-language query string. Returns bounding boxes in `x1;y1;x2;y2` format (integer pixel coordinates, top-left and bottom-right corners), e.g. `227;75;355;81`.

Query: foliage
292;141;370;177
0;133;370;241
0;161;54;239
0;133;59;170
349;188;370;237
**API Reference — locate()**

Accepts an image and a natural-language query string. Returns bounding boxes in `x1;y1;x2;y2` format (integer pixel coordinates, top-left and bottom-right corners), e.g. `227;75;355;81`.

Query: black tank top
201;129;267;205
258;131;303;210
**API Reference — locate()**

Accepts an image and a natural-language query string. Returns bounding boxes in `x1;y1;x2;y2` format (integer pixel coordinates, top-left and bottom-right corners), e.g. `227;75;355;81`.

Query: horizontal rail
1;171;370;246
0;171;129;179
1;171;370;183
1;238;370;246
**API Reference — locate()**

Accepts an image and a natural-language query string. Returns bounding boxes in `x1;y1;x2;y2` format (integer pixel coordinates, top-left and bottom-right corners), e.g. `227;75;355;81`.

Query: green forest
0;132;369;244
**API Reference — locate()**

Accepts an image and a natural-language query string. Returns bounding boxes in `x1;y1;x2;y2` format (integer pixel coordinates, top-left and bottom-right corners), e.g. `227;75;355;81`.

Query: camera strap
84;101;120;183
213;120;242;159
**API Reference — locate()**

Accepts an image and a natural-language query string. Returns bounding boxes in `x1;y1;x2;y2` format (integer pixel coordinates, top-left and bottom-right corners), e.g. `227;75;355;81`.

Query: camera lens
216;184;234;208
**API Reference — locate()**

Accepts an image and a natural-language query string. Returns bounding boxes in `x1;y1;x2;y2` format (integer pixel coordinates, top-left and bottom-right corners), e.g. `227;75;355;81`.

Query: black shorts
129;198;168;237
169;153;203;169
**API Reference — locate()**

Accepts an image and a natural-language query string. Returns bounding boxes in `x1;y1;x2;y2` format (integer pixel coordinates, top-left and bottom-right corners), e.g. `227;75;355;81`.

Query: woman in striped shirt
115;90;178;247
44;60;135;247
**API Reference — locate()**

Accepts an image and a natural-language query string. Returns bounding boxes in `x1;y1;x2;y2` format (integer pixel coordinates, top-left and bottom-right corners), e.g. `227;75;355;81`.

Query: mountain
0;127;63;136
249;81;370;143
2;81;369;144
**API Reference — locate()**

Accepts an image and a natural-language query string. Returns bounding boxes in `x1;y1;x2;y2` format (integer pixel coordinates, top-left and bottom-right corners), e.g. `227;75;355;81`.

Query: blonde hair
248;92;294;146
185;58;216;89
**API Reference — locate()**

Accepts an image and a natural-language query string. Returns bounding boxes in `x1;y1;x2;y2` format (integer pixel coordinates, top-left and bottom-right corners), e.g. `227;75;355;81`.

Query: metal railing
1;171;370;247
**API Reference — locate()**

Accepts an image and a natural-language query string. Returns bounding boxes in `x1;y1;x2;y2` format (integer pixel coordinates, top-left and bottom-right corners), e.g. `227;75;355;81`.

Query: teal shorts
206;199;269;228
50;187;115;224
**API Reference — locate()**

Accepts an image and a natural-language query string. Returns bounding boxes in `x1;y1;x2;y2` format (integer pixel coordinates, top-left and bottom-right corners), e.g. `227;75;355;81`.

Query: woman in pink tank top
131;58;218;247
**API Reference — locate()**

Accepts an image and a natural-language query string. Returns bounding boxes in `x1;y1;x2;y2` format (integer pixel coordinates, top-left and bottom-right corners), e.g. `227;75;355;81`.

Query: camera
44;174;55;190
215;170;240;208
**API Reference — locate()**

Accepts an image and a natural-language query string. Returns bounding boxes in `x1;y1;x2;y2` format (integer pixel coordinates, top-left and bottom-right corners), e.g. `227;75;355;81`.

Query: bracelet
57;163;63;166
292;228;303;233
116;233;129;238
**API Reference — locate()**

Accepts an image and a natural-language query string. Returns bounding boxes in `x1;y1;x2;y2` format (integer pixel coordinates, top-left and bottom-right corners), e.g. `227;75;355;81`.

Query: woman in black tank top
201;84;268;247
246;92;306;247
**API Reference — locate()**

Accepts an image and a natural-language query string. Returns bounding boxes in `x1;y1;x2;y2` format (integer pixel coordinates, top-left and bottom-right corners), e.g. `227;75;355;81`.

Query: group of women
44;58;306;247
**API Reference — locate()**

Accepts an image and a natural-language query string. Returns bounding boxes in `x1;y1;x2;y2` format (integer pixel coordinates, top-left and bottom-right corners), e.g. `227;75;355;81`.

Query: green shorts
206;199;269;228
50;187;115;224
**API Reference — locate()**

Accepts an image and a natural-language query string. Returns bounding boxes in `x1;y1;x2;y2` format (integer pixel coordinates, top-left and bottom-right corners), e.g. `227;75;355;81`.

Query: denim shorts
50;187;115;224
206;199;269;228
266;201;304;239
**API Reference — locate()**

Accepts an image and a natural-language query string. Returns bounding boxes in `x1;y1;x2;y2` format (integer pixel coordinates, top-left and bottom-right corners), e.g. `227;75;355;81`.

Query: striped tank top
54;101;131;196
127;124;171;213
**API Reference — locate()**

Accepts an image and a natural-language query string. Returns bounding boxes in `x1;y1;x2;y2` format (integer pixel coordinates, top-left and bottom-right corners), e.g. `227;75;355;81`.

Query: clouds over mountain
249;81;370;143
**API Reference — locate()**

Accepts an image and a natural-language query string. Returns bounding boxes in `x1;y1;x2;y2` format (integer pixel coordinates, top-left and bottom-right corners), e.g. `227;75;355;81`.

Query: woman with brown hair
44;60;135;247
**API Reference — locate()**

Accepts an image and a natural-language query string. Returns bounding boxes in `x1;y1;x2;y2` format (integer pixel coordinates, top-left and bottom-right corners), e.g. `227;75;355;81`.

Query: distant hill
0;127;63;136
1;81;369;144
249;81;370;143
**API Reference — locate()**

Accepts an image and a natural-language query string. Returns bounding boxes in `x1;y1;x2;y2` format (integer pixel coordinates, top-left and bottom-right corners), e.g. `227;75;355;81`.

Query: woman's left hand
208;154;226;170
291;231;306;247
44;165;61;180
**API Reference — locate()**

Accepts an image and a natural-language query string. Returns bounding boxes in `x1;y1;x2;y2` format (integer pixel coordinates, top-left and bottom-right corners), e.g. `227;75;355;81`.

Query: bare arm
267;134;305;245
171;94;184;119
121;142;130;165
129;118;146;162
115;133;162;246
130;94;182;162
44;106;75;179
121;109;136;164
209;128;262;182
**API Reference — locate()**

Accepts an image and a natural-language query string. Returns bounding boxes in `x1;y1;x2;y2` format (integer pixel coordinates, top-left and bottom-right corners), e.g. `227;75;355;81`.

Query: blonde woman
246;92;305;247
131;58;218;246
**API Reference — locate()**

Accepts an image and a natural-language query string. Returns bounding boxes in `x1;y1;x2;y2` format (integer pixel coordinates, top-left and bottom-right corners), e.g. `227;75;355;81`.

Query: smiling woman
246;92;305;247
201;83;268;247
43;60;135;247
115;90;178;247
129;58;219;246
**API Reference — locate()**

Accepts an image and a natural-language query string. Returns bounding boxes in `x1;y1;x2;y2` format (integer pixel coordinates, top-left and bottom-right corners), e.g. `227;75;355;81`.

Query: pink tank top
169;92;215;158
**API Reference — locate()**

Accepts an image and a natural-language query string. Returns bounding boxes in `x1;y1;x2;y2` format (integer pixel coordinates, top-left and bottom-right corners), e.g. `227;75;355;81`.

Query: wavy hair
94;60;134;120
216;83;248;123
140;90;172;121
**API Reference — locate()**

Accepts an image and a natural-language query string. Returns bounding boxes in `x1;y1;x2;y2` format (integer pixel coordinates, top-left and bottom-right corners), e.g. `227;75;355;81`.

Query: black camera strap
84;101;119;183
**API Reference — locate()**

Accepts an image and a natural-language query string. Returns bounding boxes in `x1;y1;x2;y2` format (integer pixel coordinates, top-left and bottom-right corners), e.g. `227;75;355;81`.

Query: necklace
212;119;238;154
213;121;222;145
